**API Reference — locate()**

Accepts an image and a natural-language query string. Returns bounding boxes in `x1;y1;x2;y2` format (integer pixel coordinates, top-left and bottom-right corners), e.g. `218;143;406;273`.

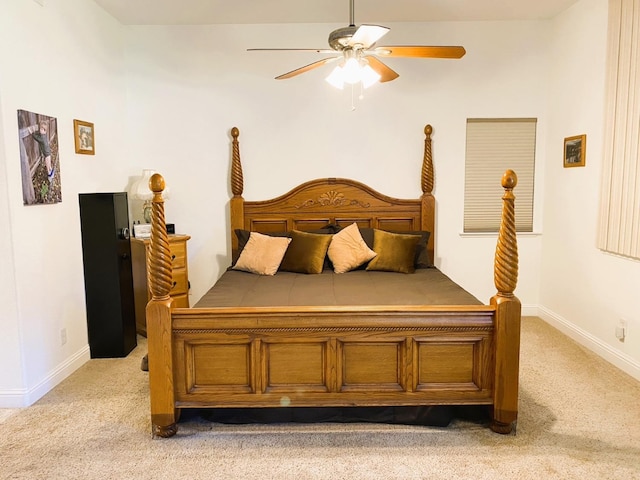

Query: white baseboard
0;345;90;408
537;305;640;382
0;389;28;408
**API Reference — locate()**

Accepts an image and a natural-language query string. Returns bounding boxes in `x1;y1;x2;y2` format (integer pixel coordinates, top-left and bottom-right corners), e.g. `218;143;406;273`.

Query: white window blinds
597;0;640;260
464;118;536;233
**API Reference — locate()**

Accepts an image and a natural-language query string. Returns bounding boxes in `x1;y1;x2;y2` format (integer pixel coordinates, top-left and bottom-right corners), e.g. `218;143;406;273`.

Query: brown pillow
279;230;333;274
360;228;431;268
327;223;377;273
307;227;339;270
365;229;421;274
232;232;291;275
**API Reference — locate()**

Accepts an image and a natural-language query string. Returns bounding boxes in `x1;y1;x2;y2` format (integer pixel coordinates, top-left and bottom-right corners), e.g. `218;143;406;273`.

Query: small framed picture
73;119;95;155
563;134;586;168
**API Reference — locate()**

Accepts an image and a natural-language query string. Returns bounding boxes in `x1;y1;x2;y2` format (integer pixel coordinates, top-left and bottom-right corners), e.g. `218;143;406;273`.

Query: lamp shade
130;169;169;223
326;66;345;89
130;169;170;200
325;58;381;90
130;169;155;201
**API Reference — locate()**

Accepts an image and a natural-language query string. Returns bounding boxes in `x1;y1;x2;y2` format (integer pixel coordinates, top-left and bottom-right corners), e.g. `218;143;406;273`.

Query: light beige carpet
1;317;639;480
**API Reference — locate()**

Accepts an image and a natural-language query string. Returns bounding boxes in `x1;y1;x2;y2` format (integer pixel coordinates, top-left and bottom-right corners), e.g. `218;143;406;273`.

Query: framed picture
17;109;62;205
563;134;586;168
73;119;95;155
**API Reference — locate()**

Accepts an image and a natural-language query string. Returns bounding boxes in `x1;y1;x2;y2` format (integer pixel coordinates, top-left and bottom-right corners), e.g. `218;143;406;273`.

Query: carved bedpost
490;169;522;434
421;125;434;196
420;125;435;265
231;127;243;197
494;170;519;297
146;173;177;438
230;127;245;262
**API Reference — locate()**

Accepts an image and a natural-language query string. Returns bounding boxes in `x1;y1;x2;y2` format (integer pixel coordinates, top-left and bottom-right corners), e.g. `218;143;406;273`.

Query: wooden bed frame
145;125;521;438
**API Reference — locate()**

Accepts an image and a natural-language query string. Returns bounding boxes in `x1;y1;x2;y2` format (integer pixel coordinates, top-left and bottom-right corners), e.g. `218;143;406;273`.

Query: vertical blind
598;0;640;259
464;118;536;232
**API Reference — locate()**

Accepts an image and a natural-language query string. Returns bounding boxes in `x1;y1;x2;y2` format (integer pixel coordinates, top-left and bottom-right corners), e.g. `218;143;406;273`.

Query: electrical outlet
60;328;67;346
615;319;627;342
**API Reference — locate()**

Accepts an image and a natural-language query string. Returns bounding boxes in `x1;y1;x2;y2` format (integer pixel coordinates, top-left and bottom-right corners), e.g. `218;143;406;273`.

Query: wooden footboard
171;307;497;407
145;126;521;438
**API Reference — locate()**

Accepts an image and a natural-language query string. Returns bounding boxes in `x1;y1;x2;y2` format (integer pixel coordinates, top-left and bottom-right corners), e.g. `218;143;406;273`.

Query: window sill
459;232;542;238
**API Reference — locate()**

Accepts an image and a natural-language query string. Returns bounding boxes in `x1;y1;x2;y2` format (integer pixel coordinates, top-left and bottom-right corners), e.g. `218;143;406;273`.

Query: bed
145;124;521;438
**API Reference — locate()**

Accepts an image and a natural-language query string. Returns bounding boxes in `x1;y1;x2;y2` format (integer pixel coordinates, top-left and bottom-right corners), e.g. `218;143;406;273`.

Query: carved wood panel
414;335;493;396
338;341;405;392
262;340;330;394
174;327;494;404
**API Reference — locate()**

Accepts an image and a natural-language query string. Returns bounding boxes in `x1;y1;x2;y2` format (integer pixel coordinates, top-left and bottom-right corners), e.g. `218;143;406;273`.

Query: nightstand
130;234;190;336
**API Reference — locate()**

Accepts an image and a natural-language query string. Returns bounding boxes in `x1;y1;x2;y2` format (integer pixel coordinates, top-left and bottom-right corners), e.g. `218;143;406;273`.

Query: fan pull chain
349;83;366;111
351;84;356;111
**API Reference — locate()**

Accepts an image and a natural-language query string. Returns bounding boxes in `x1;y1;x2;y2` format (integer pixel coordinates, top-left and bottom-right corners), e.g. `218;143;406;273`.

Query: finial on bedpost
494;169;518;297
149;173;172;301
231;127;243;197
421;125;434;195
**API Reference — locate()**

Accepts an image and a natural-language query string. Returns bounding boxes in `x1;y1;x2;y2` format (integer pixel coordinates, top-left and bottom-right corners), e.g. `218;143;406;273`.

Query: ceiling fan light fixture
325;66;345;89
342;57;361;84
326;53;380;90
360;64;381;88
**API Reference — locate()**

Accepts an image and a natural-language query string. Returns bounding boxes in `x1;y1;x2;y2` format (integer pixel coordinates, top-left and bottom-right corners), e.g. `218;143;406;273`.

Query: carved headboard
229;125;435;263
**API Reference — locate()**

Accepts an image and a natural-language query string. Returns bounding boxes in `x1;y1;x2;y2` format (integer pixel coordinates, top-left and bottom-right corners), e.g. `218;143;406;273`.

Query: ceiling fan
248;0;466;88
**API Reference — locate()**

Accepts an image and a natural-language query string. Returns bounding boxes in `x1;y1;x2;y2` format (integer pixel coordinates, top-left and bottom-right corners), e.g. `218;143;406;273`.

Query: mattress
195;268;481;308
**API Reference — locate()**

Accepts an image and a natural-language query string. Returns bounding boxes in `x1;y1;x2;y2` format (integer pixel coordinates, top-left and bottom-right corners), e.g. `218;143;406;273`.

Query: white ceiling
92;0;581;25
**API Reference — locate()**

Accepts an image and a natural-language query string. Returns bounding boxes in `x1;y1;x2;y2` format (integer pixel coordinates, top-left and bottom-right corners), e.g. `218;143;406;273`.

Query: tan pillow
232;232;291;275
366;229;421;274
279;230;332;274
327;223;377;274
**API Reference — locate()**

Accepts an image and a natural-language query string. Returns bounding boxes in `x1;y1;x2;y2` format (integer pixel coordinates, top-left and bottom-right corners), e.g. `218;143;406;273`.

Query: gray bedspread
195;268;481;308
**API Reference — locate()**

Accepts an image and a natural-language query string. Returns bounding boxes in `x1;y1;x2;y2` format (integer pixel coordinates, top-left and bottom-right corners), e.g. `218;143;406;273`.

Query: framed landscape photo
74;119;95;155
563;134;586;168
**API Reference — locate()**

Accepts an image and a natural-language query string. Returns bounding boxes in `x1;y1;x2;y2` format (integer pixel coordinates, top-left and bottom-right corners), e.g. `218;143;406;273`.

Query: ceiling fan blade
248;48;336;54
348;24;390;49
275;57;339;80
373;46;466;59
365;56;399;83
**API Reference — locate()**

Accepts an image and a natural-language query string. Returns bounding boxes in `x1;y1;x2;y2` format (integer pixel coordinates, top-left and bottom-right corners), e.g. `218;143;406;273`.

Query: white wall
124;21;547;307
0;0;127;406
2;0;637;408
542;0;640;378
0;86;25;402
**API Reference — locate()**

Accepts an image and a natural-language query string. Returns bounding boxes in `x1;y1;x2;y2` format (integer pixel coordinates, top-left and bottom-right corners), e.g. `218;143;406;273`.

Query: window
463;118;536;233
597;0;640;260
